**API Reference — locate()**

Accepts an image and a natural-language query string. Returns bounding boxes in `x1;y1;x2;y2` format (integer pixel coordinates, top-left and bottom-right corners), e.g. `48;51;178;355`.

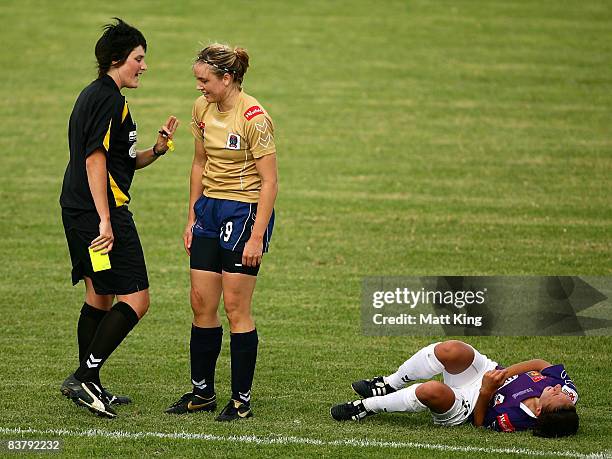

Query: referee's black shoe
351;376;396;398
60;374;117;418
165;392;217;414
330;400;373;421
215;399;253;421
101;387;132;406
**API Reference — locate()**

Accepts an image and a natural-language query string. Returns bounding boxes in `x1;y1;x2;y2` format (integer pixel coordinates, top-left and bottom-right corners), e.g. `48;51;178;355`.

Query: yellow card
89;247;111;272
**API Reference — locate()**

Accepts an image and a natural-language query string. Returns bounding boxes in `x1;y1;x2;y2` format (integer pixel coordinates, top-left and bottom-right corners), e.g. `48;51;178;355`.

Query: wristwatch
152;144;167;156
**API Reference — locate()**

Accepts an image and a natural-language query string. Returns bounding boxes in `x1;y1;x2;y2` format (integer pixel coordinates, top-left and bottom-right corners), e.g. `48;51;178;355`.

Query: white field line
0;427;610;458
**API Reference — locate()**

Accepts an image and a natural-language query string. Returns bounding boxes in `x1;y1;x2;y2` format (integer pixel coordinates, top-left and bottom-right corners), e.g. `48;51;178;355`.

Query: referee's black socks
77;302;108;386
77;302;107;363
230;329;258;406
74;302;139;383
190;325;222;396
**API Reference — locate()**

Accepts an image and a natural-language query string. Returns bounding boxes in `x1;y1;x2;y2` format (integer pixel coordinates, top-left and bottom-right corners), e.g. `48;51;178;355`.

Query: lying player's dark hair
95;18;147;78
533;406;579;438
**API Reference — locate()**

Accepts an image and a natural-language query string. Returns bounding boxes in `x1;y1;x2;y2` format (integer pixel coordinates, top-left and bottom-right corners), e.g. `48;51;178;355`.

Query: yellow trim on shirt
121;101;129;123
103;119;112;151
108;172;129;207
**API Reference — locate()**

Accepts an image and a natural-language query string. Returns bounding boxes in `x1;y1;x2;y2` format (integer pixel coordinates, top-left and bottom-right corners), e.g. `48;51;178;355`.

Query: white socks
363;383;427;413
384;343;445;390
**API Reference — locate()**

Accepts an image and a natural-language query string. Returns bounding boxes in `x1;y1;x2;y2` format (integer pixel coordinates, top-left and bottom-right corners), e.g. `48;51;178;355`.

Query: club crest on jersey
194;120;206;137
494;393;505;406
244;105;263;120
562;385;578;404
526;371;546;383
226;133;241;150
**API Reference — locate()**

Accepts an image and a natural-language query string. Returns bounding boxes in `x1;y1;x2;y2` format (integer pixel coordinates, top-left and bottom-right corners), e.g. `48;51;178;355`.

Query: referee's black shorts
62;206;149;295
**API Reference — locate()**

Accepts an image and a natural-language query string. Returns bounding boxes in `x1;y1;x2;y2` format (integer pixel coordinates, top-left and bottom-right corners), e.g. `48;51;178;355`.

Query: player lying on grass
331;340;579;437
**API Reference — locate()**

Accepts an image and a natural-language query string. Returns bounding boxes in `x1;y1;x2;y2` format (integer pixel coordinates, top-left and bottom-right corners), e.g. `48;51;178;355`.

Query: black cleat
330;399;373;421
60;374;117;418
351;376;396;398
215;399;253;422
101;387;132;406
165;392;217;414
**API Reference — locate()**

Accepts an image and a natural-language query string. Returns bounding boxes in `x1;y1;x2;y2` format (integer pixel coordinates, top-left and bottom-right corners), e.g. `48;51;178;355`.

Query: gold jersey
191;91;276;203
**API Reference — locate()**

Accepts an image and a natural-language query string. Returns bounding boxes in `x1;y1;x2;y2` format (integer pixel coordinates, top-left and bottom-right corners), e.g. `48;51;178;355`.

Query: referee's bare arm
86;149;114;254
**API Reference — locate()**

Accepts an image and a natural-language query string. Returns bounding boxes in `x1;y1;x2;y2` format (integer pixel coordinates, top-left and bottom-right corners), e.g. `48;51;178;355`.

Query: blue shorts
192;195;274;253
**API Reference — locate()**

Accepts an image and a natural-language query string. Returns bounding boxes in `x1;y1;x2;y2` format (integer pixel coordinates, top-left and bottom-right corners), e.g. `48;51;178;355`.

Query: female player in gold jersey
166;44;277;421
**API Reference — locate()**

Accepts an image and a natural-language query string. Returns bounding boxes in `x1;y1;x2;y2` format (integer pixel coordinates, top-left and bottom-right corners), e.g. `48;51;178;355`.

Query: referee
59;18;178;418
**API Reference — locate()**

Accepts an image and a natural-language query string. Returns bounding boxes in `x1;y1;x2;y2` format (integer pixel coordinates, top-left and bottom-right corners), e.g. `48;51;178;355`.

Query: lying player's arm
503;359;551;378
473;369;507;427
473;360;552;427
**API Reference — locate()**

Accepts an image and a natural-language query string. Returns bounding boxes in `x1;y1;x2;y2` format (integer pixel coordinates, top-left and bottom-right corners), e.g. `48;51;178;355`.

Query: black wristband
152;144;167;157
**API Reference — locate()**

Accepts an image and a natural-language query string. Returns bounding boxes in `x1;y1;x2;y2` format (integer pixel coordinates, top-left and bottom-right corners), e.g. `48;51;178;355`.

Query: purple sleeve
487;408;536;432
542;364;579;403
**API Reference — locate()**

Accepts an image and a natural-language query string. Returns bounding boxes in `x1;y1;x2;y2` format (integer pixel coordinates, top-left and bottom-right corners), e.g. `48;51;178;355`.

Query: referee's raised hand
154;116;179;153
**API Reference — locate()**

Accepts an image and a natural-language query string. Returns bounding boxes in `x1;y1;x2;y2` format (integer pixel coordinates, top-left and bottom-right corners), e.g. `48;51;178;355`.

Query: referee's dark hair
533;406;579;438
95;18;147;78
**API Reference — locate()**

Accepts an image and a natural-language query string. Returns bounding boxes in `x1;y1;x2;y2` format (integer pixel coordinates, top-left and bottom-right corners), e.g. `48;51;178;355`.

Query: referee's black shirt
60;74;138;212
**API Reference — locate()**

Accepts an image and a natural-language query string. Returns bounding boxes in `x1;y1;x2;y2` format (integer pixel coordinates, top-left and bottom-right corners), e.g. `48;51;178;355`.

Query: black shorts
191;235;261;276
62;207;149;295
190;196;275;276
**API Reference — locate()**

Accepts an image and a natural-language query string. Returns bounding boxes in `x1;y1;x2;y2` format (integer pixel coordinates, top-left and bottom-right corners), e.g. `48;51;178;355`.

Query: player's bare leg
221;272;256;333
352;340;477;399
335;340;477;421
414;381;456;413
190;269;223;327
433;340;475;374
214;271;258;421
84;276;114;311
334;340;489;421
165;270;222;415
352;341;444;398
333;379;457;421
117;289;150;319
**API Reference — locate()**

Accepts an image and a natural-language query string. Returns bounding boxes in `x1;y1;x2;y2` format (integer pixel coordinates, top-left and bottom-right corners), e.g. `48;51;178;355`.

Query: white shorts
431;345;498;426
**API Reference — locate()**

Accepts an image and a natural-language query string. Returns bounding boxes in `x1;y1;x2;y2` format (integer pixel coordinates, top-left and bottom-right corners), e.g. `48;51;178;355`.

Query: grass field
0;0;611;457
